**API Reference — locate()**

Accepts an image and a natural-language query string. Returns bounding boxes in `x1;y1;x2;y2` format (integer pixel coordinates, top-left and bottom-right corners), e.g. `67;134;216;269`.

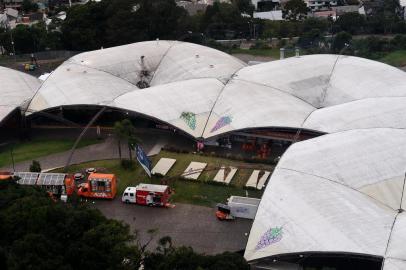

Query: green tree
333;12;366;35
61;0;109;50
143;236;249;270
0;182;250;270
298;18;329;48
232;0;255;16
0;27;12;54
332;31;352;53
301;17;328;34
0;183;141;269
113;119;139;162
0;182;249;270
61;0;188;50
390;34;406;50
21;0;38;13
282;0;309;21
201;2;249;39
29;160;41;172
262;21;301;39
362;0;402;34
0;23;61;54
381;0;401;34
105;0;188;46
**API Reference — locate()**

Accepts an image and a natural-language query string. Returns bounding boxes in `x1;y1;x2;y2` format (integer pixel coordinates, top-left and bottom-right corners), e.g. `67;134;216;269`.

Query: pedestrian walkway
1;137;121;172
1;129;192;172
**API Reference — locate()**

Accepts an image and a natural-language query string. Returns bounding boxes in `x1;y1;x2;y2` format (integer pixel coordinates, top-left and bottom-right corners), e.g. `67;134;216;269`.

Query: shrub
120;159;134;170
243;186;258;191
206;180;227;187
29;160;41;172
153;173;164;178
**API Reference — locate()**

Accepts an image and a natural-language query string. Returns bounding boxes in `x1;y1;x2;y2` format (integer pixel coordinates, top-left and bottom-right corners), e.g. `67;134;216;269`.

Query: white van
122;187;137;203
227;196;261;219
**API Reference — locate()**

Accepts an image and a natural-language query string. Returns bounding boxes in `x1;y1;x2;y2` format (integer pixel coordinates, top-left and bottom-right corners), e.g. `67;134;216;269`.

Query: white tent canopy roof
245;129;406;269
25;43;406;139
0;66;40;123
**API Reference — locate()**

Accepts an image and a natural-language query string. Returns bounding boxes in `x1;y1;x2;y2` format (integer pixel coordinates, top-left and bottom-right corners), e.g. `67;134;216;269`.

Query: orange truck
77;173;116;199
0;171;12;181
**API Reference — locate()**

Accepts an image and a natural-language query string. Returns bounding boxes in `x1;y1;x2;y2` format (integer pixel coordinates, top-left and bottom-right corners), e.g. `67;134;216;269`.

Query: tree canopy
61;0;192;50
334;13;366;35
144;236;249;270
113;119;139;162
0;181;141;270
21;0;39;13
0;180;249;270
282;0;309;21
59;0;252;50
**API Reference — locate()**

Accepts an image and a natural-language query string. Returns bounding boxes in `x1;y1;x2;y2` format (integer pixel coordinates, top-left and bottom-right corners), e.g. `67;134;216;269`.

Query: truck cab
122;187;137;203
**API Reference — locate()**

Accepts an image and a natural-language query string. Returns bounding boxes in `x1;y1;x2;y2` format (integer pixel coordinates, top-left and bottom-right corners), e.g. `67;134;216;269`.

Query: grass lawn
153;151;273;188
379;50;406;67
0;138;102;168
58;151;273;207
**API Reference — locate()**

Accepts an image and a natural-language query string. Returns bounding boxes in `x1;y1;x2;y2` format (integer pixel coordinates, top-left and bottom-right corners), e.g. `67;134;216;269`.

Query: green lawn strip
379;50;406;67
0;138;102;168
169;179;263;207
58;154;270;207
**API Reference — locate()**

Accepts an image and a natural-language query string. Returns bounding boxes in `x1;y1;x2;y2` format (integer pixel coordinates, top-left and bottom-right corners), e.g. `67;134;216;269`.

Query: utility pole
10;145;15;172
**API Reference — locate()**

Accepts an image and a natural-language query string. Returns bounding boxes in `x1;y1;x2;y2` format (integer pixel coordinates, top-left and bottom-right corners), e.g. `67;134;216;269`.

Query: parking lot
92;197;253;254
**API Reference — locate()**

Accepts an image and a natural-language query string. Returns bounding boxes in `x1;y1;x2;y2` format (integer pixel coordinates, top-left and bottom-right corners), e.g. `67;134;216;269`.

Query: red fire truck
77;173;117;199
122;183;171;207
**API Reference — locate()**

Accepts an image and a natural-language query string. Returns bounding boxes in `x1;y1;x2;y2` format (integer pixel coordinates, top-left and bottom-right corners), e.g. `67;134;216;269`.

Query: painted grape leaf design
180;112;196;130
255;226;283;250
211;116;232;133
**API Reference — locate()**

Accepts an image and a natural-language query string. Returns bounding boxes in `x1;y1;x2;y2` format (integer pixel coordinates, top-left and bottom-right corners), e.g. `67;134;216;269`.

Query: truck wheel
125;200;129;204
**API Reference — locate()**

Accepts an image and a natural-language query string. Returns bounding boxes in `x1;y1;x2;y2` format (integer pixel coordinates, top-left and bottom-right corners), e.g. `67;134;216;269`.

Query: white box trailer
227;196;261;219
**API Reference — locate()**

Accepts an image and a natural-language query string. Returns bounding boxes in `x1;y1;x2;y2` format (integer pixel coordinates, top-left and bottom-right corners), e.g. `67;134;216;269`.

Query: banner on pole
135;144;152;177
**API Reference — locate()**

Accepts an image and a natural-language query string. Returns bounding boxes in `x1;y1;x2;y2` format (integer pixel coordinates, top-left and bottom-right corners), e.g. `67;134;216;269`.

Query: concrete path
1;129;194;172
2;137;121;172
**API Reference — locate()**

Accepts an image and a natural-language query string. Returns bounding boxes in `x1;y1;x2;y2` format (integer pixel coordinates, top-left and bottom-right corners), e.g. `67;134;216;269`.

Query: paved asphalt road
92;197;253;255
